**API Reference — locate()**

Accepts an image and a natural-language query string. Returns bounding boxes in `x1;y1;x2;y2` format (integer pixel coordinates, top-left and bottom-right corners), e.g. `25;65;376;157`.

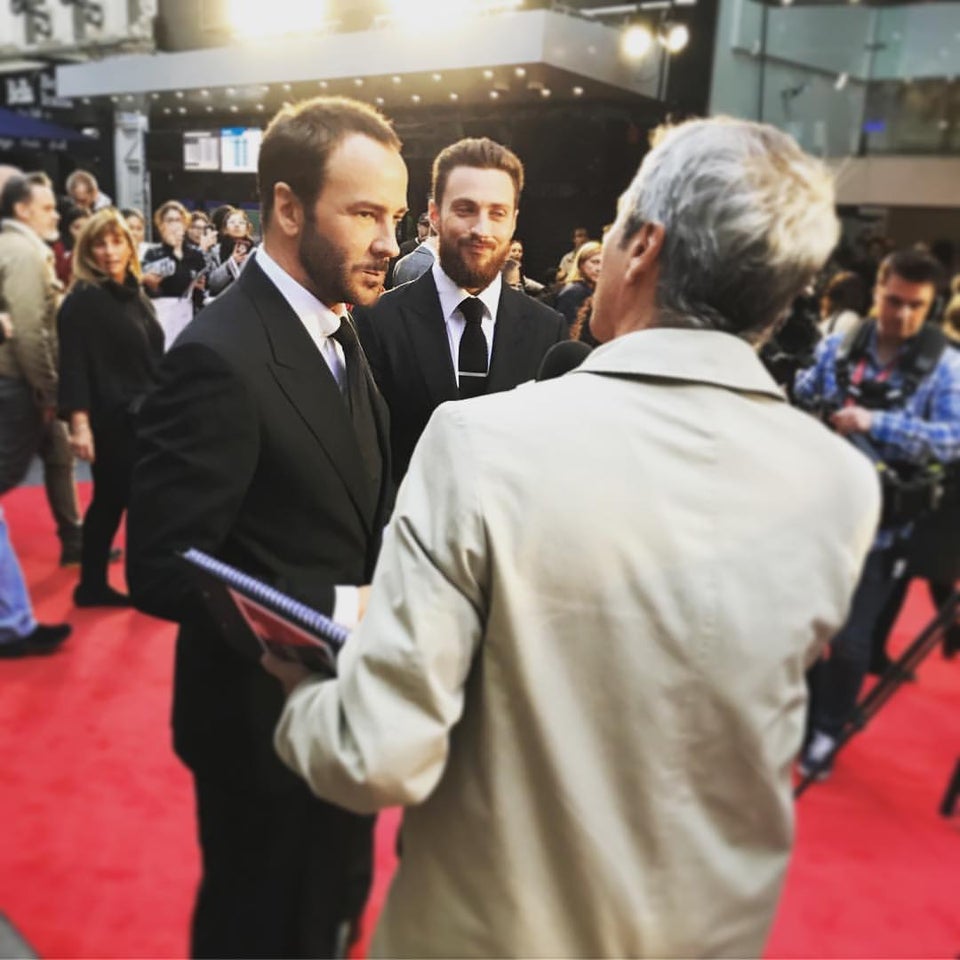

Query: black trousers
191;774;374;959
80;422;135;590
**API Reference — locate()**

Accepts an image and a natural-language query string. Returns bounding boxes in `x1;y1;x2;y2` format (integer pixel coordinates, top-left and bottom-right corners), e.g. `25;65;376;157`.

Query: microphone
536;340;593;381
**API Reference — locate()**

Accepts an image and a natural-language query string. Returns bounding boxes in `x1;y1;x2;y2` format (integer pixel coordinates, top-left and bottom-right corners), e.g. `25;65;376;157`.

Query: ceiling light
284;82;293;91
658;21;689;53
206;105;214;112
432;72;443;82
573;86;584;97
226;0;331;38
449;92;459;101
489;90;500;99
621;24;653;60
175;90;184;98
163;106;171;114
230;105;239;113
200;89;210;97
178;107;187;115
354;78;364;86
82;97;91;104
411;94;421;103
318;80;328;89
150;93;159;100
256;103;265;111
227;87;236;96
110;95;119;103
515;67;526;77
392;75;402;84
540;88;552;98
483;69;494;80
375;96;385;105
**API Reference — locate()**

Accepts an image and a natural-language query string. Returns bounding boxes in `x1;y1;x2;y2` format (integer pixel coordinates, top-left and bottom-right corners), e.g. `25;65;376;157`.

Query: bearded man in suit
126;96;407;958
353;137;566;486
265;118;881;957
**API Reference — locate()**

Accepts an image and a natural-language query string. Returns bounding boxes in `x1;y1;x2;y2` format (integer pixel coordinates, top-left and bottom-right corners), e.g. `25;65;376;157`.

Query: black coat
126;258;392;792
354;269;567;485
141;242;206;300
57;276;163;433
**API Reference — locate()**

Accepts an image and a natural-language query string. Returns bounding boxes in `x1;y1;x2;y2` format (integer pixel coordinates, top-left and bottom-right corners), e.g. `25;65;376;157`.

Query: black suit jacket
127;259;392;793
354;269;567;485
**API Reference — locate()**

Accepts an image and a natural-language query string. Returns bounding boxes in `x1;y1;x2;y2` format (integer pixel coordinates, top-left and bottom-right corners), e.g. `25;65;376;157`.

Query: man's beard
298;214;388;308
438;232;510;292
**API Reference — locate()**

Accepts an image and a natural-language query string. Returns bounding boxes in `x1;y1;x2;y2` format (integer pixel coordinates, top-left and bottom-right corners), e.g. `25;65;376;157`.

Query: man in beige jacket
0;173;63;494
266;118;881;957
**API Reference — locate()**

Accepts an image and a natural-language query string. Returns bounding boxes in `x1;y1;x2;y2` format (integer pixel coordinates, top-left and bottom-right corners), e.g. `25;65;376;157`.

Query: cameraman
793;249;960;779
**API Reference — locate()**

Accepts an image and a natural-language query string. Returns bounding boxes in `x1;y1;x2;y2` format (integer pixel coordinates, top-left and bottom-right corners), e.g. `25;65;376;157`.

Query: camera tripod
795;589;960;798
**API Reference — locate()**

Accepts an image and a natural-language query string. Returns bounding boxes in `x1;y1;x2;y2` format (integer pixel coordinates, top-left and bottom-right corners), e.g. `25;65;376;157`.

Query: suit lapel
487;285;529;392
400;271;459;408
239;262;377;530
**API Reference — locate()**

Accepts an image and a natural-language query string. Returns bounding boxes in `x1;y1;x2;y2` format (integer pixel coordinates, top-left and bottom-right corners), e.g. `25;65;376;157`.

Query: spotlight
658;22;689;53
230;105;239;113
621;24;653;60
162;106;170;114
256;103;265;111
200;89;210;97
483;69;494;79
284;82;293;91
175;90;184;98
178;106;187;115
432;73;442;81
353;78;364;87
515;66;526;77
489;90;500;99
540;87;552;98
449;92;459;101
150;93;159;100
318;80;328;88
392;75;402;84
572;86;584;97
411;94;421;103
375;96;385;105
206;105;214;112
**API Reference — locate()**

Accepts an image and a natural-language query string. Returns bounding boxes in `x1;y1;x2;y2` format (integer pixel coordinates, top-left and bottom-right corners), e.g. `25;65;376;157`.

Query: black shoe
0;622;71;658
73;584;131;608
60;546;122;567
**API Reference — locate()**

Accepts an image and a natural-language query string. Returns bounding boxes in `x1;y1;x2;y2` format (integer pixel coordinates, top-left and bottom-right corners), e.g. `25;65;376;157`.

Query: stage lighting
658;21;689;53
621;24;653;60
227;0;330;38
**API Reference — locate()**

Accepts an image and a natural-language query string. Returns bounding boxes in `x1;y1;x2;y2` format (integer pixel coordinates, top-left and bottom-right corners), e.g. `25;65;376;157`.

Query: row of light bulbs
98;66;586;112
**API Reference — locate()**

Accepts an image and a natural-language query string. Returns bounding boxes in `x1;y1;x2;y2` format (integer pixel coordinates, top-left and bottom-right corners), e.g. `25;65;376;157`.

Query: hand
194;274;207;290
200;231;217;254
70;423;95;461
830;406;873;436
0;312;12;341
232;244;249;265
41;405;56;425
141;272;163;291
261;651;313;695
357;585;371;621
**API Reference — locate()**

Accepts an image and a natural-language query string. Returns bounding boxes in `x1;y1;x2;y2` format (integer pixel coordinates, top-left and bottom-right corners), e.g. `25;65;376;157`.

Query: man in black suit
354;138;567;485
126;97;408;958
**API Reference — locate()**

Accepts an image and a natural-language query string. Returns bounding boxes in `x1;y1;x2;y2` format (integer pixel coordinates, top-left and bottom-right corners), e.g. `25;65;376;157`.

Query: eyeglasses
162;215;184;224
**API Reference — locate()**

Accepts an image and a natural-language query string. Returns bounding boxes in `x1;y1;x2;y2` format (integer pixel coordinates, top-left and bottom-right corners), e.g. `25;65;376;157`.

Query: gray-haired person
265;118;880;958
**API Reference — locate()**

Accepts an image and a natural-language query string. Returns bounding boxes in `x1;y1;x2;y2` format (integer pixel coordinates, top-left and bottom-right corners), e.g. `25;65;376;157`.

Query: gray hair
619;117;838;343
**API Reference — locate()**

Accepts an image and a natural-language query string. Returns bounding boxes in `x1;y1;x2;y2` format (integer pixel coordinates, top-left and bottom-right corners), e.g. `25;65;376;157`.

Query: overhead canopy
0;107;92;152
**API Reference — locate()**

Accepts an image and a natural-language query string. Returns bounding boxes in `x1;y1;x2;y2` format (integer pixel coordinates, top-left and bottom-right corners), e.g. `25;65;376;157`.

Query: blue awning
0;107;93;152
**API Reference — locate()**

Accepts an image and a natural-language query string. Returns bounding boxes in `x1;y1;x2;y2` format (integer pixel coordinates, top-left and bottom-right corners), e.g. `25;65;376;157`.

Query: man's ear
271;183;304;239
623;222;665;285
428;198;439;234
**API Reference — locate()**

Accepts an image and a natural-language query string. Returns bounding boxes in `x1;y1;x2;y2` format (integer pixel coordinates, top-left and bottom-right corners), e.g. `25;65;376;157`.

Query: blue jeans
0;505;36;643
808;545;900;737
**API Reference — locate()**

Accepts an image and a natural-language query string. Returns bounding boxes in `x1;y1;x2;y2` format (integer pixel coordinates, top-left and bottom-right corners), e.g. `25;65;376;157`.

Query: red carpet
1;482;958;958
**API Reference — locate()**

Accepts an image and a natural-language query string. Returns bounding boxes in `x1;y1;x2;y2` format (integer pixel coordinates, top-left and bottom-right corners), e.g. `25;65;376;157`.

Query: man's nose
374;224;399;260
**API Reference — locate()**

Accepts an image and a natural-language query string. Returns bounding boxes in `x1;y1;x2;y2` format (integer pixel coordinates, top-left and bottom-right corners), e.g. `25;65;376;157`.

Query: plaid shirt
794;324;960;545
794;325;960;466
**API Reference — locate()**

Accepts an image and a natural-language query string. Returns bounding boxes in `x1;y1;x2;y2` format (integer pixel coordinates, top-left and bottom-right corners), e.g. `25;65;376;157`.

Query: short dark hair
877;249;944;289
257;96;401;228
0;174;38;220
431;137;524;210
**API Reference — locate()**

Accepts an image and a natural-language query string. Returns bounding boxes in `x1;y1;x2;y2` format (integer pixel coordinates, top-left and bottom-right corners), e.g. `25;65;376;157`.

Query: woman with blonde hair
57;209;164;607
556;240;602;329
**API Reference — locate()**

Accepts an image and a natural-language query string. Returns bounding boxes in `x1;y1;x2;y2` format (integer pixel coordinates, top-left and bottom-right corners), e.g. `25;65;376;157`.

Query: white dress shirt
431;261;501;386
254;245;359;626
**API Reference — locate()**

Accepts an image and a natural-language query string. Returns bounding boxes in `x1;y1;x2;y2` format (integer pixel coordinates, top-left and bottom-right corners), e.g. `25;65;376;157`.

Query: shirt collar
256;244;343;335
432;260;503;324
581;327;786;401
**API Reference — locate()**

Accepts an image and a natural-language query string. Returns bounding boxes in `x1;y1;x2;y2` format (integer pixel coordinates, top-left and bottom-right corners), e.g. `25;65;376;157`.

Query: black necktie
457;297;488;400
331;317;383;498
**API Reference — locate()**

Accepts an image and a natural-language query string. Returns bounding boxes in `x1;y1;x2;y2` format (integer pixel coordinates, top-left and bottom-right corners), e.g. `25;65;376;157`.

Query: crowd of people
1;97;959;958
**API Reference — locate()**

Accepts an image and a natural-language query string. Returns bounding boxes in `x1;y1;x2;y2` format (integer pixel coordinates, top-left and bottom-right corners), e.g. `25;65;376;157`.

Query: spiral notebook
180;548;349;675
